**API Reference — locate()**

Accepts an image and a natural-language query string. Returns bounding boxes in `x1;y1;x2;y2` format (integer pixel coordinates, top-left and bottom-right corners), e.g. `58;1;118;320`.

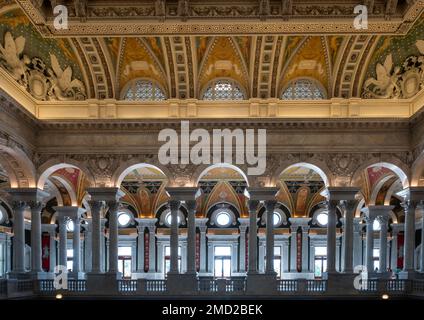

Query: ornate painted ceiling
1;1;424;108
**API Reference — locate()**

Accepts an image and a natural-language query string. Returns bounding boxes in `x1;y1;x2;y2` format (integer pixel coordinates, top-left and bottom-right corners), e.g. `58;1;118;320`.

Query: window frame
200;78;247;101
281;77;327;100
120;78;167;101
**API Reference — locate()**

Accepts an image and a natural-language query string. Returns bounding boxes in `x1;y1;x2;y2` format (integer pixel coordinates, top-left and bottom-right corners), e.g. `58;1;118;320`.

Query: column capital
195;218;209;227
135;218;157;228
42;223;57;234
321;187;360;201
6;188;49;203
288;217;311;230
391;223;404;233
238;218;250;227
364;205;394;220
166;187;201;202
53;206;86;220
245;187;279;201
87;187;125;202
169;199;181;211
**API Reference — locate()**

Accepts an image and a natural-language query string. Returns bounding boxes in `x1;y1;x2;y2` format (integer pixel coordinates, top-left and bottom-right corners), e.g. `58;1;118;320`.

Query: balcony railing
118;280;137;292
145;280;167;292
0;277;421;299
278;280;298;292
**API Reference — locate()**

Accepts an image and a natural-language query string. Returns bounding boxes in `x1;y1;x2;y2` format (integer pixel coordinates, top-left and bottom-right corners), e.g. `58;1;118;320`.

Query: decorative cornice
15;0;424;37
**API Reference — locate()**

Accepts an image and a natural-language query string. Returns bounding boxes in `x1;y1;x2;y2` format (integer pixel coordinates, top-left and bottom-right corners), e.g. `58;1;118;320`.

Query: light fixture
55;293;63;299
382;294;389;300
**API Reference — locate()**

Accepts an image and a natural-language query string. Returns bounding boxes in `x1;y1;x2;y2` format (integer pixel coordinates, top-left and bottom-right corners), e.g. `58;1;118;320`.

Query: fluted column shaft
72;216;81;273
58;214;67;268
403;200;417;272
198;224;207;273
186;200;197;274
169;200;181;273
378;216;389;273
29;201;43;273
327;200;338;273
342;200;356;273
365;216;374;272
265;200;276;274
89;201;102;273
148;225;156;272
247;200;259;274
12;201;26;273
238;223;247;272
136;225;145;272
107;201;119;273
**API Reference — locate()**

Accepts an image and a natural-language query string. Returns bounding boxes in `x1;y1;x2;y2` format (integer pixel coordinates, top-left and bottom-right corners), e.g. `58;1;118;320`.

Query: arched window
281;78;326;100
202;79;246;100
122;79;166;101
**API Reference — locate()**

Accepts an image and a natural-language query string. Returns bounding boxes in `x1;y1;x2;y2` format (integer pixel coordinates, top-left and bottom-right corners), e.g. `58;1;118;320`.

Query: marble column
301;224;310;272
342;199;357;273
265;200;277;274
57;213;67;269
378;215;390;273
390;223;402;271
402;200;417;273
83;219;92;272
289;223;297;272
364;215;375;273
247;199;260;274
29;201;44;274
196;218;208;273
353;218;363;270
169;200;181;274
136;224;145;273
238;218;249;273
326;200;338;273
11;201;27;274
186;200;197;274
88;200;103;273
147;223;156;272
100;218;107;272
396;187;424;278
106;200;120;274
72;214;83;277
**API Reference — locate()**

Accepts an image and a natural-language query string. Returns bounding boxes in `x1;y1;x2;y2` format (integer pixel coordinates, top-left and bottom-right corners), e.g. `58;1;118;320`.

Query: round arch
0;144;36;188
351;161;409;189
112;162;170;188
411;152;424;186
37;160;96;190
194;163;250;186
274;162;331;187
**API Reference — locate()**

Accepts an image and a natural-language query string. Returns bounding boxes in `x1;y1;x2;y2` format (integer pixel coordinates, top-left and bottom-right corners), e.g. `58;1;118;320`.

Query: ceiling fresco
0;1;424;102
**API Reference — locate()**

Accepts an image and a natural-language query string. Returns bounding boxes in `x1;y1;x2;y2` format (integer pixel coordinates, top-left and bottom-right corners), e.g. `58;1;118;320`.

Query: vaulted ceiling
1;0;424;104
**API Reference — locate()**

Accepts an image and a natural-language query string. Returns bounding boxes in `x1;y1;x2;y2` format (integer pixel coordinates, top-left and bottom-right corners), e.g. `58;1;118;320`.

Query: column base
167;273;198;295
326;273;358;295
86;272;119;294
399;270;419;280
70;272;86;280
246;273;277;294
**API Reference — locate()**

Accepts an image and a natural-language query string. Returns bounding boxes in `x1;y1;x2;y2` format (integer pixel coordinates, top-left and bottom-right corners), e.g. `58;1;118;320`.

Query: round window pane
118;213;131;227
273;212;281;226
373;220;381;231
216;212;231;226
316;213;328;226
66;220;74;232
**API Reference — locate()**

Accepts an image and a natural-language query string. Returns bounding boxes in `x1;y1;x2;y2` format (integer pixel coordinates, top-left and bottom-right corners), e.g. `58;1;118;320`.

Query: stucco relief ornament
48;54;86;101
0;32;87;101
0;32;29;85
363;40;424;99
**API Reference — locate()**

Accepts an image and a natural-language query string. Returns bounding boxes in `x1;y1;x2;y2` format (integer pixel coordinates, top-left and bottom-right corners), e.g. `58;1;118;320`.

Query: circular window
66;219;74;232
373;219;381;231
118;212;131;227
165;213;181;226
273;212;281;226
316;213;328;226
216;211;231;227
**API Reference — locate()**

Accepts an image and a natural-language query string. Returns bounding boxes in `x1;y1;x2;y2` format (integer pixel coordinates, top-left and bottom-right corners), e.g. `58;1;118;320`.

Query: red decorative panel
42;233;50;271
397;232;404;270
144;231;149;272
296;230;302;272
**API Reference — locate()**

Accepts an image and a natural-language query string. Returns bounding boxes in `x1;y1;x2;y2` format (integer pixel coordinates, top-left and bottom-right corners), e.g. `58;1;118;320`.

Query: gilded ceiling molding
320;36;332;98
15;0;424;36
353;36;378;97
70;38;95;99
270;36;285;98
97;38;117;99
163;37;177;98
